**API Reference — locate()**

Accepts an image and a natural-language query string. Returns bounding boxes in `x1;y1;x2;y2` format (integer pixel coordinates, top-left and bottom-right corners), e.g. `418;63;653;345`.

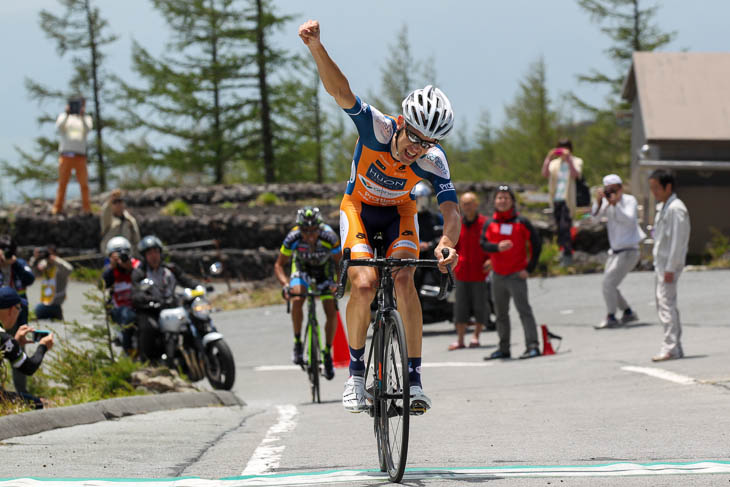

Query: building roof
622;52;730;141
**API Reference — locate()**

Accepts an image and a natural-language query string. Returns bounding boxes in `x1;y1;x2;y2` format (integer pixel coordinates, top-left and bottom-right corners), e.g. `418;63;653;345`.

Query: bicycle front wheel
377;310;410;483
306;320;321;404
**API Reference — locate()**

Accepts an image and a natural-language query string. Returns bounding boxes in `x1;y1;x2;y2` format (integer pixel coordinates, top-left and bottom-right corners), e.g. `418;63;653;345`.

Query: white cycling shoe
409;385;432;415
342;376;370;412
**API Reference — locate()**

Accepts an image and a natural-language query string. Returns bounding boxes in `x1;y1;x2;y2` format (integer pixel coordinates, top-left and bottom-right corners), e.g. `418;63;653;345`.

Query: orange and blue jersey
343;96;457;207
339;97;456;258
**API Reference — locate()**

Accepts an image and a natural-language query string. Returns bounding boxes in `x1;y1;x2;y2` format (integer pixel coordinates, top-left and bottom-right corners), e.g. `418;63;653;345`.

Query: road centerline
241;404;299;475
621;366;697;385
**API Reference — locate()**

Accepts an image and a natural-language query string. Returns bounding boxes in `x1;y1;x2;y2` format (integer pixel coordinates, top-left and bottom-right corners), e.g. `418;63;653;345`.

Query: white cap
602;174;622;186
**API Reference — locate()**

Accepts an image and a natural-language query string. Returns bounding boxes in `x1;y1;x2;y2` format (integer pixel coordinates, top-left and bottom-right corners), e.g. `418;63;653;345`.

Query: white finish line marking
241;404;298;475
621;366;697;385
6;461;729;486
255;361;493;372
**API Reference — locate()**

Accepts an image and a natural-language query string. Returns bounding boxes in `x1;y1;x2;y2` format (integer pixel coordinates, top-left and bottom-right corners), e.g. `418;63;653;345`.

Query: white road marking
5;462;730;486
621;366;697;385
255;362;493;372
560;309;574;314
241;404;299;475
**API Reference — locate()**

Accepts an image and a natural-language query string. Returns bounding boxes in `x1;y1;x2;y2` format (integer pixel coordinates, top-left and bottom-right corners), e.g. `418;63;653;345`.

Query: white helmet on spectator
402;85;455;140
106;236;132;257
413;181;433;212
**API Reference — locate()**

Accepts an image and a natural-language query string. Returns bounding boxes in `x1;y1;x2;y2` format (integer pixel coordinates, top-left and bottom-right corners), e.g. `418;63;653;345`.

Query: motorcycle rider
102;236;141;356
131;235;201;362
274;206;341;380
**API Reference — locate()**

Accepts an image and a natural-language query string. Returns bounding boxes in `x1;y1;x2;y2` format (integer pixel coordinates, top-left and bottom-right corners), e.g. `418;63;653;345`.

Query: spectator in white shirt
53;96;93;215
648;169;690;362
592;174;645;329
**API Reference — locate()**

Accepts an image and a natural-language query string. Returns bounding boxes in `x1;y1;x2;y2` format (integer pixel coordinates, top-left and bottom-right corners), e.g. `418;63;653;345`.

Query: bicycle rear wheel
306;320;321;403
376;310;410;482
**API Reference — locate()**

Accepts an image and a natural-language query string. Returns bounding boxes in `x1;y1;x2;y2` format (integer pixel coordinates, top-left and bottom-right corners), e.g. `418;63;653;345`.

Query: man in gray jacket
648;169;690;362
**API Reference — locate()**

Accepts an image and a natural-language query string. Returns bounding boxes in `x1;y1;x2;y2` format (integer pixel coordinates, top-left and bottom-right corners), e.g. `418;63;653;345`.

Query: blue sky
1;0;728;201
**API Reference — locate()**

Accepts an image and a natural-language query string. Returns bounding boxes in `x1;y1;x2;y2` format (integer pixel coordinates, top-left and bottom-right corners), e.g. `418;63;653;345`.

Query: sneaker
342;376;369;412
594;316;620;329
621;310;639;325
409;385;432;415
484;350;511;360
292;342;304;366
323;353;335;380
519;348;541;359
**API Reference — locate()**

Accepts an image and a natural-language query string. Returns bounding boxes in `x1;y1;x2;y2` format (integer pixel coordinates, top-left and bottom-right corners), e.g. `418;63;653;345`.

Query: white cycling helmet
412;181;432;199
401;85;455;140
106;236;132;256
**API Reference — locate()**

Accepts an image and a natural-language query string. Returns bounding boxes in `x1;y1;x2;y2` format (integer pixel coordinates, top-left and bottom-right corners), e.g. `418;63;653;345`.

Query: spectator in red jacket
449;192;491;350
481;185;543;360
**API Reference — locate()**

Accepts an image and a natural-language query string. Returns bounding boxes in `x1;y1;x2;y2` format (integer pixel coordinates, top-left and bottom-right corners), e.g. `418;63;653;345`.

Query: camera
28;330;51;343
37;247;51;261
119;252;131;263
0;236;16;260
604;187;617;198
68;98;82;114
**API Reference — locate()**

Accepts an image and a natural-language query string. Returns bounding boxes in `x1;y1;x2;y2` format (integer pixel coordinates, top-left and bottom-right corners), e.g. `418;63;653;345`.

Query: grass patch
161;198;192;217
707;227;730;269
250;192;281;207
219;201;237;209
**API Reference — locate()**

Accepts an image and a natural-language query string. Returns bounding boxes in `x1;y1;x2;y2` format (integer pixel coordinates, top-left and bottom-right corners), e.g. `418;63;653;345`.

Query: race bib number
499;224;513;235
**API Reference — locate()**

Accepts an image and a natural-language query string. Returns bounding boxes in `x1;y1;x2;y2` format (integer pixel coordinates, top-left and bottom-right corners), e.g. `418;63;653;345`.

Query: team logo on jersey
397;165;407;172
393;240;418;251
439;182;455;192
365;164;407;190
375;159;387;171
356;233;366;239
358;177;410;200
401;230;414;236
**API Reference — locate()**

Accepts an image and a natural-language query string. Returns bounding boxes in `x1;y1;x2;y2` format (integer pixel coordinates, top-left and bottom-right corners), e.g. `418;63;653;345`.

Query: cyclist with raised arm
299;20;460;414
274;206;342;380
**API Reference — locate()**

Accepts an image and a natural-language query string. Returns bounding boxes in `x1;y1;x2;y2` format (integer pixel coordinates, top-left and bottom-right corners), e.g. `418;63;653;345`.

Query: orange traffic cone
541;324;562;355
332;310;350;368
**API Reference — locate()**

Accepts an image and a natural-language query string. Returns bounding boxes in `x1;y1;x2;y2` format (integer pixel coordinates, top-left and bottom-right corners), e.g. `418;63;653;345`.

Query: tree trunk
85;0;105;192
256;0;275;183
209;4;224;184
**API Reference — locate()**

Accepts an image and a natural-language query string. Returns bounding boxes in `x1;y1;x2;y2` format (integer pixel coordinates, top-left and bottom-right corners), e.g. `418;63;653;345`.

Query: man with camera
592;175;644;329
53;96;93;215
103;237;141;356
29;246;73;321
100;189;141;254
0;287;54;409
131;235;200;362
541;138;584;266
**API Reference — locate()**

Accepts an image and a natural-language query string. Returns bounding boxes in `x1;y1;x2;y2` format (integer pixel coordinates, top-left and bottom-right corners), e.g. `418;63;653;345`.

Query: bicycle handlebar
335;247;455;301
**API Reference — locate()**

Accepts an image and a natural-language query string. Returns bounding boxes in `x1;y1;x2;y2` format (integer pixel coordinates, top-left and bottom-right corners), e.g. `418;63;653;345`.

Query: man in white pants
593;174;644;329
648;169;690;361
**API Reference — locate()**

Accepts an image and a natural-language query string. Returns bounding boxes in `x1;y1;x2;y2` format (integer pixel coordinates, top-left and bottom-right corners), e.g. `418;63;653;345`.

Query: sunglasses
301;227;319;234
405;125;437;149
498;185;511;192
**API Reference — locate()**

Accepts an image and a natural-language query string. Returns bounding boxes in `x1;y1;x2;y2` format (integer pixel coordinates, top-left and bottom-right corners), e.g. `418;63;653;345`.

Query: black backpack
576;177;591;207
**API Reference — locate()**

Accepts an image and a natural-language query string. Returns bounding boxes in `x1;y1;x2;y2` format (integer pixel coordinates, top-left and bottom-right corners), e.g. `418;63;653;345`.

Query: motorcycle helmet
138;235;163;256
106;236;132;257
296;206;322;228
402;85;455;140
413;181;432;213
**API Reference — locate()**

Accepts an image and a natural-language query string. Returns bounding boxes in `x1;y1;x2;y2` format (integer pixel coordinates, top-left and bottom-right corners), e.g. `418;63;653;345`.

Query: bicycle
335;234;454;483
286;277;333;403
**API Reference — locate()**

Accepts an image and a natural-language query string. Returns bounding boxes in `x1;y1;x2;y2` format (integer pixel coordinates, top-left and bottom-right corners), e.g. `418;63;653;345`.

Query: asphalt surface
3;270;730;486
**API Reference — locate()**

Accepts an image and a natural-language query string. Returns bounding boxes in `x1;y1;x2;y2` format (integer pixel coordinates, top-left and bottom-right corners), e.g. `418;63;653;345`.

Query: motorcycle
138;263;235;390
415;224;455;324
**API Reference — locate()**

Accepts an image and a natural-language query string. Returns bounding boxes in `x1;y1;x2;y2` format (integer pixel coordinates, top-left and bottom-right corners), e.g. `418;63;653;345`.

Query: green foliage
161;198;193;217
27;285;147;406
219;201;237;209
253;192;281;206
491;57;559;185
70;266;103;283
707;227;730;268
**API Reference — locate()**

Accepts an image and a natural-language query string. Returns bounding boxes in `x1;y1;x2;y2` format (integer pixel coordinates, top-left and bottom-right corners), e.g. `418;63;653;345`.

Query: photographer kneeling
0;287;54;409
131;236;200;363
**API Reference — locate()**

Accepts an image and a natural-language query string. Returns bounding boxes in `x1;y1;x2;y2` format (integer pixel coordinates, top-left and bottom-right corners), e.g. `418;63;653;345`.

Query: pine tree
492;57;559;185
2;0;118;194
575;0;676;107
370;24;435;115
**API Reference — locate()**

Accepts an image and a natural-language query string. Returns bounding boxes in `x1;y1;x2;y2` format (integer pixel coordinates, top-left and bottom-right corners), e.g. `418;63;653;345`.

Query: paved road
5;270;730;485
